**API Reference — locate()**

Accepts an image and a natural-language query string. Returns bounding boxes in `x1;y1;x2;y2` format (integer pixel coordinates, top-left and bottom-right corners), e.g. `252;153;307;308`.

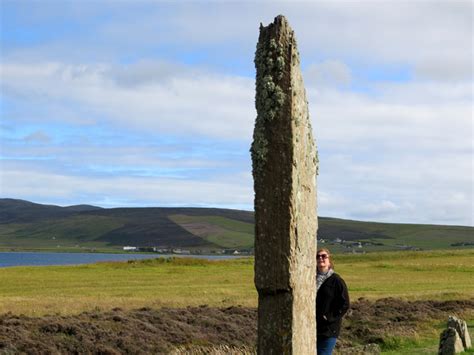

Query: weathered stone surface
439;327;464;355
251;15;318;354
447;315;472;349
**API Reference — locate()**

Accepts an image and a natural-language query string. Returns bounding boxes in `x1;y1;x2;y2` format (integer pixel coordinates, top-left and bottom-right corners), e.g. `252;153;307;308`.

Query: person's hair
317;248;334;269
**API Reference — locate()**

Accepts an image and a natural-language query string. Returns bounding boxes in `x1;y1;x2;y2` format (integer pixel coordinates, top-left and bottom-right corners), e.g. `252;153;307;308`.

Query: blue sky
1;1;472;226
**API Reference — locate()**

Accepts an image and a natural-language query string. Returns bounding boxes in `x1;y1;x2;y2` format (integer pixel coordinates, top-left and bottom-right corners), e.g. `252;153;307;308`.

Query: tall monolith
251;15;318;354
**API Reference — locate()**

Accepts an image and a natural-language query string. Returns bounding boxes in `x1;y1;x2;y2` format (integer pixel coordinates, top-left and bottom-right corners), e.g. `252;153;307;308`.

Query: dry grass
0;250;473;316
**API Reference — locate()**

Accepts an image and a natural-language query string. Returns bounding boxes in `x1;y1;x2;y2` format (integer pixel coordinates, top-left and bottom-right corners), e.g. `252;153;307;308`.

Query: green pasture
0;257;255;315
339;249;474;300
0;215;125;250
0;249;472;317
322;217;473;249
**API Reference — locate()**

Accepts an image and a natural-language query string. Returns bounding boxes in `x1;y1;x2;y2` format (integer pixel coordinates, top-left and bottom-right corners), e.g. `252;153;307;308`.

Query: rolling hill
0;198;472;252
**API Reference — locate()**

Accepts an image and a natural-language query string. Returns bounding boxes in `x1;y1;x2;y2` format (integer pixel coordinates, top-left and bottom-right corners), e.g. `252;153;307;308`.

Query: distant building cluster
317;235;429;253
122;246;253;255
317;237;389;253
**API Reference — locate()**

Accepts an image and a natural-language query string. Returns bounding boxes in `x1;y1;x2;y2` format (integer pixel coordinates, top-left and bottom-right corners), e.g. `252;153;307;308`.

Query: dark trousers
317;336;337;355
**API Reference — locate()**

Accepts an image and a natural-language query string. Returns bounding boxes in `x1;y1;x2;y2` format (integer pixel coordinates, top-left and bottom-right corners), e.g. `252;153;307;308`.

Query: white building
123;246;137;251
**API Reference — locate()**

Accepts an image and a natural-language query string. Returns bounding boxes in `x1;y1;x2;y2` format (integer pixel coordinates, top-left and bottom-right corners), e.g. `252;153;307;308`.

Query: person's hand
323;315;327;320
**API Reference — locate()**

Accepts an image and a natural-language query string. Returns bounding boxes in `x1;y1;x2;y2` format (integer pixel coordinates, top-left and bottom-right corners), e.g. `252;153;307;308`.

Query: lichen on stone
269;39;277;50
274;86;285;106
251;32;287;175
251;126;269;171
276;56;285;80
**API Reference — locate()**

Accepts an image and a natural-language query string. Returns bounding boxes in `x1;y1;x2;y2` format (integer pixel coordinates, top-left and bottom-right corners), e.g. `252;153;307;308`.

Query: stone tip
258;15;292;33
274;15;289;25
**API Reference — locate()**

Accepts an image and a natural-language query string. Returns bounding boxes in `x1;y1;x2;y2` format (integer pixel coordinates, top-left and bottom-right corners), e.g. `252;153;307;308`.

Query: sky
0;0;472;226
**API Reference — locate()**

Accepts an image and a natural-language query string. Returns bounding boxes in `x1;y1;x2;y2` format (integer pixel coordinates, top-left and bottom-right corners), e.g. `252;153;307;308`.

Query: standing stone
251;15;318;354
447;316;471;350
439;327;465;355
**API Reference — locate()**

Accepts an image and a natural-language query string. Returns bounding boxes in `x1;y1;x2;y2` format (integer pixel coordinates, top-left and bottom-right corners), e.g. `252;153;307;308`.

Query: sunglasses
316;254;328;260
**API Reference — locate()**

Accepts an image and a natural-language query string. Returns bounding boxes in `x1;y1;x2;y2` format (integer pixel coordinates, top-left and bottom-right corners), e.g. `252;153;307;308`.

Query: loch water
0;252;240;268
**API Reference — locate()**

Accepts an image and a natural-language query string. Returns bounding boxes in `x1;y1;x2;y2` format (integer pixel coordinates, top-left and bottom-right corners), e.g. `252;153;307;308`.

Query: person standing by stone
316;248;350;355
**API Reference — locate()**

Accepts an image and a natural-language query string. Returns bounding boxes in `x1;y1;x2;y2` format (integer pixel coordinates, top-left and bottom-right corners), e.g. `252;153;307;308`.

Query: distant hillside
0;198;472;252
0;199;102;223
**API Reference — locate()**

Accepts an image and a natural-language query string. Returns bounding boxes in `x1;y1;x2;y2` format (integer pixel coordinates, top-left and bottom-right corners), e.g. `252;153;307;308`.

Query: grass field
0;249;472;316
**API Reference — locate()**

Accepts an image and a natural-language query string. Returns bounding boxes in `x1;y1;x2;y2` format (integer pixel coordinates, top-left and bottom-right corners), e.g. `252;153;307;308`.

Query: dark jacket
316;272;350;338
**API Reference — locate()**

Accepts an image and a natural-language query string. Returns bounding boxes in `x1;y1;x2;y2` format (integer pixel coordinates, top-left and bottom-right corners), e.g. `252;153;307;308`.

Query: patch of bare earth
1;299;473;354
177;222;228;240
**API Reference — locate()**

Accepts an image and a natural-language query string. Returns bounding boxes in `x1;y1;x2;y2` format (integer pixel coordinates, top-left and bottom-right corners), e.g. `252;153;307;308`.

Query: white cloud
23;131;51;143
305;60;352;88
106;60;195;87
292;2;471;81
317;148;473;225
414;57;472;83
2;61;256;140
0;162;253;210
356;200;400;218
308;82;472;154
4;2;471;82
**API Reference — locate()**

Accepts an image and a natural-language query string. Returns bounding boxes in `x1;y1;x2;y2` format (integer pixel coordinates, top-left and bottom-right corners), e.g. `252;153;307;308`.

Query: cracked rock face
251;15;318;354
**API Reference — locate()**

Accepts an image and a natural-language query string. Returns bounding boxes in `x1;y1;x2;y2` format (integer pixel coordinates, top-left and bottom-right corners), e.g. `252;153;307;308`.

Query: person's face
316;251;330;271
